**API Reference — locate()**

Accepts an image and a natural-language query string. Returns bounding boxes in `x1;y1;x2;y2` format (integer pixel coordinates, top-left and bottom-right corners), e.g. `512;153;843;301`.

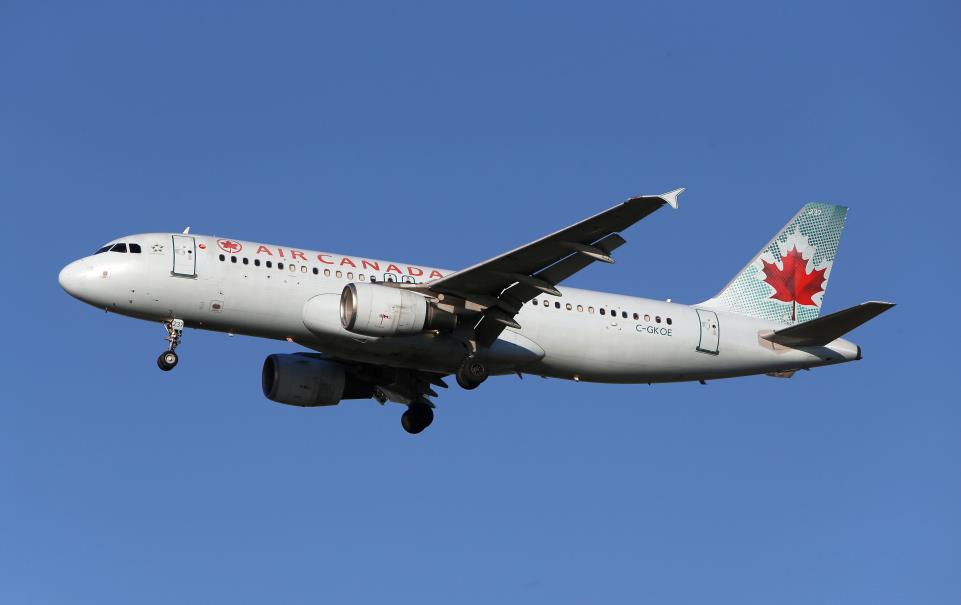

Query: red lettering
291;250;307;261
428;270;444;279
386;264;402;274
317;254;334;264
277;248;286;258
407;266;423;276
340;257;356;268
256;245;273;256
361;259;380;271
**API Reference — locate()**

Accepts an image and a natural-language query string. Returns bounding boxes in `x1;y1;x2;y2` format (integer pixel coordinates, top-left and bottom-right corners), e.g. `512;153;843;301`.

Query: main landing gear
401;400;434;434
455;356;489;390
157;319;184;371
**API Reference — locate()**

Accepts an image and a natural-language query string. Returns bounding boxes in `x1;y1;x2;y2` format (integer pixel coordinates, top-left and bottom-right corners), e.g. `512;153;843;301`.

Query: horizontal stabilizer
763;301;895;347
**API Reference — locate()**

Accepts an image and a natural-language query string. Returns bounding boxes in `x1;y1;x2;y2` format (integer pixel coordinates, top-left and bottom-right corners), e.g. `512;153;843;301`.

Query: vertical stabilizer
699;203;847;325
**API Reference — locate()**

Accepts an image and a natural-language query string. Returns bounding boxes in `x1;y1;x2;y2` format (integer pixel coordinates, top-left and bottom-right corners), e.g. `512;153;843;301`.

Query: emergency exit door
695;308;720;354
171;235;196;277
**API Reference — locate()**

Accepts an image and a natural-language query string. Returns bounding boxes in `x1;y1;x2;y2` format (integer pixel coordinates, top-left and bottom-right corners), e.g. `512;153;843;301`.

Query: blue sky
2;1;958;603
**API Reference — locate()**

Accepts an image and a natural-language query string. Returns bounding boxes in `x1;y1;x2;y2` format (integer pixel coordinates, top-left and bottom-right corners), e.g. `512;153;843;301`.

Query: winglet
182;226;191;235
659;188;684;209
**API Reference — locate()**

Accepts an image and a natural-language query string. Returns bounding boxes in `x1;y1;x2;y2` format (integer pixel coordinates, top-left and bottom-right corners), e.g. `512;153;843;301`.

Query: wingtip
660;187;685;209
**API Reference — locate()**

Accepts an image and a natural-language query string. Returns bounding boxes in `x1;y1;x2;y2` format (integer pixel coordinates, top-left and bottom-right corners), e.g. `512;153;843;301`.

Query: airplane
58;189;894;434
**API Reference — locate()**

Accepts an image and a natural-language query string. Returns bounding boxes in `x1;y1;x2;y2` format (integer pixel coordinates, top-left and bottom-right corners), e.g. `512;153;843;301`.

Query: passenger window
231;256;237;263
566;303;572;311
324;269;331;277
110;243;127;253
644;314;651;322
347;272;353;279
543;300;549;307
666;317;672;325
336;271;342;278
129;243;142;254
532;300;538;306
369;275;376;282
633;313;639;320
266;261;273;268
255;259;261;267
278;263;284;270
300;266;306;273
359;274;365;281
555;302;561;309
242;257;249;265
655;316;661;323
577;305;583;312
219;254;225;261
312;267;318;275
622;311;627;319
600;308;606;316
588;306;594;314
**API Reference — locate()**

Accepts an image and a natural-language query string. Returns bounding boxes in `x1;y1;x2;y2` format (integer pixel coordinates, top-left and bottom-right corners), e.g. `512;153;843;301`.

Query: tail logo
757;232;831;321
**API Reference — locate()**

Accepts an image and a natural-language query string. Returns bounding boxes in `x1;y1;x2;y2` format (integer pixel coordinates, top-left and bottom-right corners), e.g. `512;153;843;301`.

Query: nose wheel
157;350;179;371
157;319;184;372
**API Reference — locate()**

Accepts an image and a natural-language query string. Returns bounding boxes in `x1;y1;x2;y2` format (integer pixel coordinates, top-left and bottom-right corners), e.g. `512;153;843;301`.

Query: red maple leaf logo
760;246;828;320
218;239;242;253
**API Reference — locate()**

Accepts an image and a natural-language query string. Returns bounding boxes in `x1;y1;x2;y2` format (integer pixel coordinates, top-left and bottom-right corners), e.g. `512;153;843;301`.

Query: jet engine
262;354;374;407
339;283;456;337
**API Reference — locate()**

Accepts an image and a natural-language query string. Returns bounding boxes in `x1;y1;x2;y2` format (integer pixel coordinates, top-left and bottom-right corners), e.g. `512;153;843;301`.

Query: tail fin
700;202;848;325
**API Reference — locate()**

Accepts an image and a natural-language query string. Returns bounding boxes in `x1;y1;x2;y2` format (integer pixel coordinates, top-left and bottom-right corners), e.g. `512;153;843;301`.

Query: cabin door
171;235;197;277
696;309;720;354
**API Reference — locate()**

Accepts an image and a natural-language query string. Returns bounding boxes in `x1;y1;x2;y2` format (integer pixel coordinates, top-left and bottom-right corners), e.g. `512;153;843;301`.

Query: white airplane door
171;235;196;277
696;308;719;354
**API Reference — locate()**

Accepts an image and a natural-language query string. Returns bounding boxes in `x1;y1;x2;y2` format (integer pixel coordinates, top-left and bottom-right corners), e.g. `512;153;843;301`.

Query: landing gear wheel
157;350;179;371
157;319;185;372
456;357;488;390
401;403;434;434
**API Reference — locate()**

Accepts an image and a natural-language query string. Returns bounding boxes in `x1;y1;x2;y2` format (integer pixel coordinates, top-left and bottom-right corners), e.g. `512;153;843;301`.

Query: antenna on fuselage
182;227;191;235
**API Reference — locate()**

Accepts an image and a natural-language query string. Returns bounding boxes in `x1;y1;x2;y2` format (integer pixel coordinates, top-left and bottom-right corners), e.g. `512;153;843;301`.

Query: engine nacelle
340;283;456;337
261;354;374;407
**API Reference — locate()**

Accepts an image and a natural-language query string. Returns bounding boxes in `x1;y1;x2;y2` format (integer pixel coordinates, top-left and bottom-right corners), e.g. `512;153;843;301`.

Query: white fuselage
58;233;860;383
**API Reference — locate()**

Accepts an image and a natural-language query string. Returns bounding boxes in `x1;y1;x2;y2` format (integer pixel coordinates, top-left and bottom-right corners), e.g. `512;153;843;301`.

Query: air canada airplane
59;189;893;434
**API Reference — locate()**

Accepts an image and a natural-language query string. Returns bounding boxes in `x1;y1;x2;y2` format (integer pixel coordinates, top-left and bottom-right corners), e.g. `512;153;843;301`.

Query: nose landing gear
157;350;179;371
157;319;184;371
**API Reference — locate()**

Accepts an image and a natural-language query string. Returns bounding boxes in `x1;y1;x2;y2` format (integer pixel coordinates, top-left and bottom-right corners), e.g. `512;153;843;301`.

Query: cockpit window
94;242;141;254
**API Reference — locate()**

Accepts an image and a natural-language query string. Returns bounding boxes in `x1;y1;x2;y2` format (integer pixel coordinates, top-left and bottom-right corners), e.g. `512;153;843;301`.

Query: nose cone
59;260;87;299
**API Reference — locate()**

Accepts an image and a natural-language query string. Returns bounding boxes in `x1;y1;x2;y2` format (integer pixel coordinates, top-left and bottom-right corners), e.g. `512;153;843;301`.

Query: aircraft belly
477;330;545;372
520;308;696;382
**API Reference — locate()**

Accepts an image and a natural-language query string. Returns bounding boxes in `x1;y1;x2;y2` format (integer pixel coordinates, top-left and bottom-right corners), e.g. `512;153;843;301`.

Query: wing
427;188;684;346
